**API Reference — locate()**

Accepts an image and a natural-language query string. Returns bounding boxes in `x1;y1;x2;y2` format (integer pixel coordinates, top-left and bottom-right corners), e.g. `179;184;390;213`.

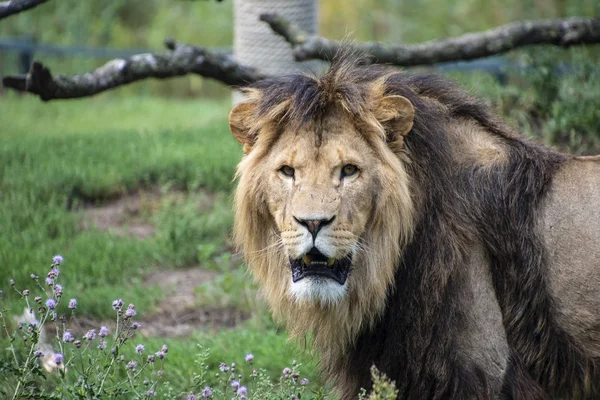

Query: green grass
1;93;232;138
0;95;240;315
0;93;323;397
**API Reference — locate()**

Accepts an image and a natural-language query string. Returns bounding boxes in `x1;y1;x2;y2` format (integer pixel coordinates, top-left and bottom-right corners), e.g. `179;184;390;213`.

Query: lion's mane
232;55;600;399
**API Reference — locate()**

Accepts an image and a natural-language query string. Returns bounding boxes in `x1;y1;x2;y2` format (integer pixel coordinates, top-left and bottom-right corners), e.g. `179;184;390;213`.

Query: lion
228;53;600;399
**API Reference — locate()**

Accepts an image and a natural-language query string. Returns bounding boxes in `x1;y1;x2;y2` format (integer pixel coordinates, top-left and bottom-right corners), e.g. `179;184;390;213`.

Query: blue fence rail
0;36;154;74
0;35;512;82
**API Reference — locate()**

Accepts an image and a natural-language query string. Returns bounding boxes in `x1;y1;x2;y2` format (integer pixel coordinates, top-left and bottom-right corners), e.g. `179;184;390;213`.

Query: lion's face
259;110;383;304
230;85;416;312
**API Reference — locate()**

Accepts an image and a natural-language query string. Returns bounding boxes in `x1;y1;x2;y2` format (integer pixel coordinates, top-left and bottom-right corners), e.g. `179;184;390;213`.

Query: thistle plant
187;348;315;400
1;256;325;399
0;255;169;399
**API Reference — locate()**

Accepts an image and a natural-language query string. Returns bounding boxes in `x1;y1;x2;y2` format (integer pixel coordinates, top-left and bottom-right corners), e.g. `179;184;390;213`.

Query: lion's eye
341;164;359;178
279;165;295;178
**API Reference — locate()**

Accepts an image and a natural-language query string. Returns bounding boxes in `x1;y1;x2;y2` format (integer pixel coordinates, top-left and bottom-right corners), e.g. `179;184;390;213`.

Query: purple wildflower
45;277;54;286
34;350;44;358
237;386;247;396
9;279;15;286
147;354;155;363
124;304;136;318
63;331;74;343
49;268;60;278
97;340;107;350
131;322;141;329
53;255;64;265
136;344;145;354
54;284;63;297
112;298;123;310
300;378;309;385
23;289;30;296
231;380;240;389
98;325;109;337
155;351;165;360
161;344;168;353
219;362;229;372
34;296;42;303
146;389;155;397
201;386;213;398
68;298;77;309
282;367;291;377
54;353;64;365
83;329;97;341
45;298;56;309
126;360;137;370
245;353;254;364
74;340;82;348
188;396;198;400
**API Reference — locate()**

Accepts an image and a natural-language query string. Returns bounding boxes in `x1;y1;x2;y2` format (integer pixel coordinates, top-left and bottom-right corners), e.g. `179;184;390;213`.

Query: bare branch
2;39;266;101
261;14;600;66
259;13;307;46
0;0;48;20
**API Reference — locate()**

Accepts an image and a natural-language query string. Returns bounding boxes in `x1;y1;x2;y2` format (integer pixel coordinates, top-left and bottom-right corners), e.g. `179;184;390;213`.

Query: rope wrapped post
232;0;320;102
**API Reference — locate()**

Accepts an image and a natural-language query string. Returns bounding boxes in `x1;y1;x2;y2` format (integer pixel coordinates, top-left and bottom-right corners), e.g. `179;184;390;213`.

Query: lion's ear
229;101;257;154
374;95;415;139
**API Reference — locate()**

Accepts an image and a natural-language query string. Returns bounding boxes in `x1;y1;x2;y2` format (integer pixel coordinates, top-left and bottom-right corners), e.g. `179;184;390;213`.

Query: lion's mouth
291;247;352;285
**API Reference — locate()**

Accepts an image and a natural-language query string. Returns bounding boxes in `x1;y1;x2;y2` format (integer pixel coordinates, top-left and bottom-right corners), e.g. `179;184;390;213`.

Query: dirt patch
66;268;251;338
143;268;250;336
81;190;159;239
145;268;251;336
79;188;220;240
73;189;249;337
140;307;251;337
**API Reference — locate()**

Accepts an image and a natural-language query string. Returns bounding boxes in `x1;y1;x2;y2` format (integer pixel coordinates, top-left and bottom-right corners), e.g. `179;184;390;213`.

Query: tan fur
232;99;415;365
448;118;509;168
456;242;510;388
543;157;600;357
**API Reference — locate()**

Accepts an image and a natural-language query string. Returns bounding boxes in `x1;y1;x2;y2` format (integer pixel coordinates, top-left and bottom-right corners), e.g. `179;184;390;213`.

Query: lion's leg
342;242;512;399
454;242;511;395
439;244;550;399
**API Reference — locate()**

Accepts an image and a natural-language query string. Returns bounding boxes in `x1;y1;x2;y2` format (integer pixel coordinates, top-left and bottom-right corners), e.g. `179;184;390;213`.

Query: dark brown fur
243;54;600;399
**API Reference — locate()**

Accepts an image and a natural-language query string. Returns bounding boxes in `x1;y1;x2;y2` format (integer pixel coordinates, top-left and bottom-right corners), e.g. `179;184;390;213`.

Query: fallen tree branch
0;0;47;20
2;39;266;101
261;14;600;66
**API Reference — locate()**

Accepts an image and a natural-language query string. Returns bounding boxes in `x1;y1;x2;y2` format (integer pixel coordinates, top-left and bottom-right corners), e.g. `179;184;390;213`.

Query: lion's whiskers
245;236;284;257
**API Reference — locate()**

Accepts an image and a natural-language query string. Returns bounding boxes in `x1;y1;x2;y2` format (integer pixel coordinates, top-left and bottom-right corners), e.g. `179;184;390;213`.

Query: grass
0;93;323;397
1;93;231;138
0;95;240;315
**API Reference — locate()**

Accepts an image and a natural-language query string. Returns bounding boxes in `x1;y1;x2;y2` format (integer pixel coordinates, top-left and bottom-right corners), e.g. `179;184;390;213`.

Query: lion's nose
294;216;335;239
